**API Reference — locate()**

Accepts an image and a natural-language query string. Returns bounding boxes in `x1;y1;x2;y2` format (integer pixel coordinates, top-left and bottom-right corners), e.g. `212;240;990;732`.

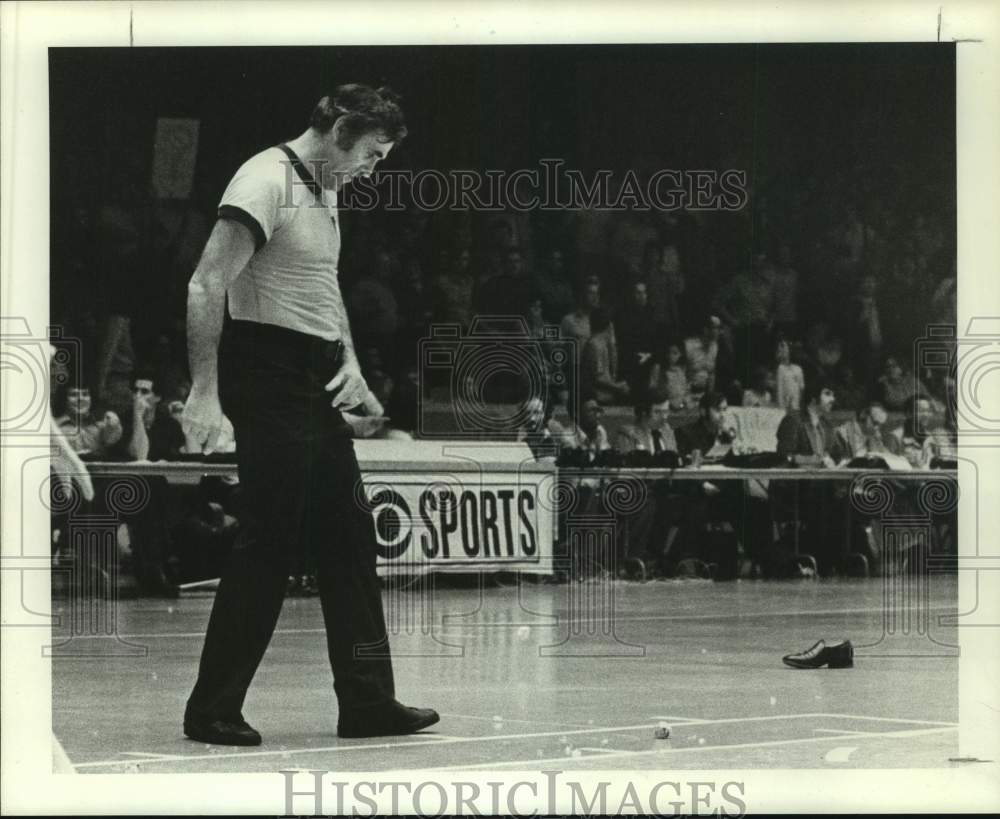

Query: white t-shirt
219;145;344;340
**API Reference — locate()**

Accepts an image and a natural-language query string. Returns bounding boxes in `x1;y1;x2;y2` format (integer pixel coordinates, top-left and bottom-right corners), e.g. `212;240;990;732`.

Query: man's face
134;379;160;424
525;398;545;429
633;283;648;307
650;401;669;428
584;283;600;309
818;388;836;414
704;319;721;342
915;398;934;429
324;129;393;190
707;399;728;430
67;387;91;418
581;400;602;432
505;251;524;277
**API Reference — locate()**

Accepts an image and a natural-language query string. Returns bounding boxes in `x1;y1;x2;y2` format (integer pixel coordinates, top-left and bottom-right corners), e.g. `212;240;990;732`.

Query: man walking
181;85;438;745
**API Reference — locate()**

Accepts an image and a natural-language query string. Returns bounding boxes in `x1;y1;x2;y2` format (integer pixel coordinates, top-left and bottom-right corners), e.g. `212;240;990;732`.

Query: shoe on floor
337;700;440;738
782;639;854;669
183;713;262;746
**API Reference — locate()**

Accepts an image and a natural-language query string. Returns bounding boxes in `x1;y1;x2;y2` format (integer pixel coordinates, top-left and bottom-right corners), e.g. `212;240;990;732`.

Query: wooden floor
52;574;960;773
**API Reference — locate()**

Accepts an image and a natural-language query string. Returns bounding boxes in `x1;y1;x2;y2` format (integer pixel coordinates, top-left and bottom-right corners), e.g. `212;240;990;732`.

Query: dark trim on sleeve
218;205;266;251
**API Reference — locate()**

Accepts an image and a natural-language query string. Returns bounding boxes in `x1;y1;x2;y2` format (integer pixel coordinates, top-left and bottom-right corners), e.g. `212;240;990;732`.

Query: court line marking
52;604;959;642
70;722;675;768
439;712;615;730
70;712;955;769
411;726;958;772
811;713;958;727
576;746;627;755
813;728;871;736
119;751;189;759
824;746;859;762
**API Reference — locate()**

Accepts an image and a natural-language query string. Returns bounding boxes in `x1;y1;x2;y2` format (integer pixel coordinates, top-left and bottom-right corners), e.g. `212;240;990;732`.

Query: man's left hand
325;360;370;410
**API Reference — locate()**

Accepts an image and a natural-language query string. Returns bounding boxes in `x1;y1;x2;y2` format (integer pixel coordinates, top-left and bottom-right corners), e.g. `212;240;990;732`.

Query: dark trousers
187;320;395;721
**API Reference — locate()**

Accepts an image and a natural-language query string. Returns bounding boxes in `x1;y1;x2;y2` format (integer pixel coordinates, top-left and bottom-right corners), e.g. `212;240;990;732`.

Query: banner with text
364;473;555;574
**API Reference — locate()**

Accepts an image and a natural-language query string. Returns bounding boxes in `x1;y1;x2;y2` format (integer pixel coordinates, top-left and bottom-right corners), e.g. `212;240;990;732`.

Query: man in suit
615;398;677;457
774;380;848;575
614;398;680;576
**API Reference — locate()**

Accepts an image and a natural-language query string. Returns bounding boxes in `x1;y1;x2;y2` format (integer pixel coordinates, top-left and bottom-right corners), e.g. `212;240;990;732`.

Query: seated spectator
560;396;611;456
742;365;776;408
127;374;184;462
648;342;690;410
674;391;750;579
580;308;630;406
775;338;805;411
895;396;956;468
684;315;722;395
836;402;903;460
55;384;124;457
612;397;682;578
877;355;932;412
616;281;662;400
560;277;601;349
676;391;736;462
148;332;190;405
615;398;678;456
776;380;845;468
774;380;848;576
516;395;566;460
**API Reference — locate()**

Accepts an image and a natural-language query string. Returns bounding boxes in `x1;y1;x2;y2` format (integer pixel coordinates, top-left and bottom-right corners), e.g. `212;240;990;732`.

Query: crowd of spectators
48;153;958;590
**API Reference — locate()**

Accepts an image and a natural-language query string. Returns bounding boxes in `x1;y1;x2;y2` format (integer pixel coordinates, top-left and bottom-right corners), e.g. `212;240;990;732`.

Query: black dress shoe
337;699;440;738
782;639;854;669
183;714;262;746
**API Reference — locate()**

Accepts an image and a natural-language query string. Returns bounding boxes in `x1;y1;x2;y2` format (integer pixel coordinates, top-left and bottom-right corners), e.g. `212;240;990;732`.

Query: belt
226;319;344;367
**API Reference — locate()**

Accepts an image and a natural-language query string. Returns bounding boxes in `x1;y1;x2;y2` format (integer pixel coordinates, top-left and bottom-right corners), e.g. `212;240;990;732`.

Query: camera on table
418;317;576;439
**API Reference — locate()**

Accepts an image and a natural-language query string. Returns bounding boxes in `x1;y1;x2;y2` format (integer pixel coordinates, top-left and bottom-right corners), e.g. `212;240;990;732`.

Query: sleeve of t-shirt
217;155;285;251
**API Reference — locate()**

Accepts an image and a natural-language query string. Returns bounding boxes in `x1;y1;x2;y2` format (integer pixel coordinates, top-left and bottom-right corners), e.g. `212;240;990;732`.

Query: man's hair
310;84;408;147
803;379;832;408
699;390;726;413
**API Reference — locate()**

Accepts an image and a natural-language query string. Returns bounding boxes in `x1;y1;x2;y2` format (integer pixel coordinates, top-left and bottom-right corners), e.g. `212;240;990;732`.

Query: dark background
49;43;955;211
48;43;956;400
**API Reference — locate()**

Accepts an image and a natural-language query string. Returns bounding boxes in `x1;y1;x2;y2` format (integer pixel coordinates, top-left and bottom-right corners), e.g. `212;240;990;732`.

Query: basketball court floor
52;574;959;773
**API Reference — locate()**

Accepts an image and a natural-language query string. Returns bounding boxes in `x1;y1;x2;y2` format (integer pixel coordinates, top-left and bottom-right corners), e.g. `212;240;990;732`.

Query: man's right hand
182;386;224;455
